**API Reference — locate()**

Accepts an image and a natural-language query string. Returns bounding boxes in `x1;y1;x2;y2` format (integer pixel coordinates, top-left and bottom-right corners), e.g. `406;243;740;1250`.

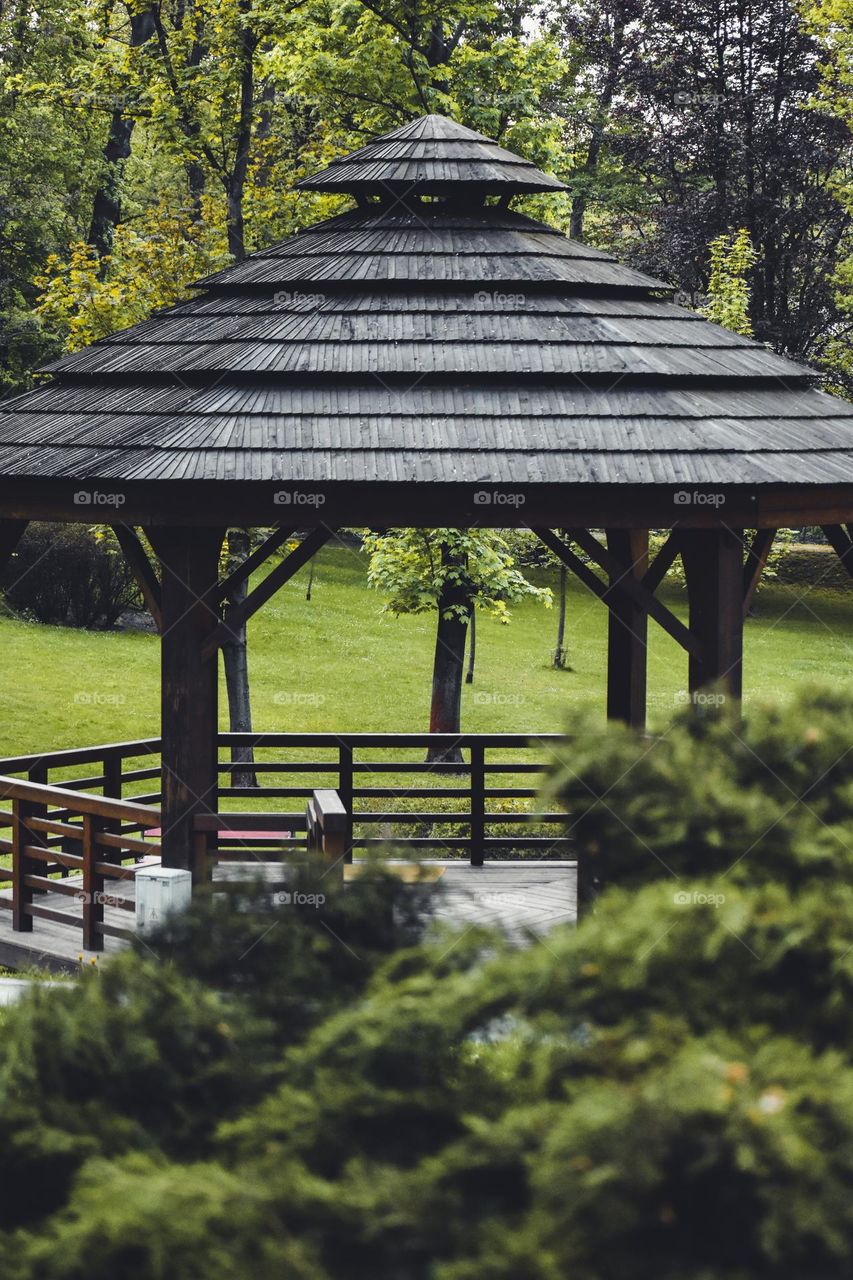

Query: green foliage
2;691;853;1276
702;228;758;336
2;523;140;628
547;685;853;894
363;528;553;623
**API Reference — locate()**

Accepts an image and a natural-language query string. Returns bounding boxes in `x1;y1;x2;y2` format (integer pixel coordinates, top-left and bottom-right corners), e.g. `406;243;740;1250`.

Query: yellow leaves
701;228;757;337
36;199;230;351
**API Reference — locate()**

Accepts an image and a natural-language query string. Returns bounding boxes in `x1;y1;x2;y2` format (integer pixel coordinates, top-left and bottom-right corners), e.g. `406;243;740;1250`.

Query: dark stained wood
469;741;486;867
6;477;853;532
114;525;162;630
535;527;701;659
203;527;334;657
681;528;745;699
306;789;347;869
11;801;33;933
643;531;680;593
146;526;225;877
821;525;853;579
81;814;104;951
605;529;649;728
213;525;296;605
742;529;776;617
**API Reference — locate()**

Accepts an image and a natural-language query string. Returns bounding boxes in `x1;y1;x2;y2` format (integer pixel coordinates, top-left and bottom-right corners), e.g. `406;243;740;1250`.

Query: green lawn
2;542;853;758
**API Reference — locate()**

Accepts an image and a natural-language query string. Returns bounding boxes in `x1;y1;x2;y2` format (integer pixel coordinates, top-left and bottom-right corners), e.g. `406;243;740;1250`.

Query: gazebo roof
295;115;568;194
1;113;852;526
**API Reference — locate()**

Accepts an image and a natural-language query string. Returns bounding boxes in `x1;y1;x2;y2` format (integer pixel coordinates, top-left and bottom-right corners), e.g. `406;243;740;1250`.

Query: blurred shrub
2;691;853;1278
2;523;140;628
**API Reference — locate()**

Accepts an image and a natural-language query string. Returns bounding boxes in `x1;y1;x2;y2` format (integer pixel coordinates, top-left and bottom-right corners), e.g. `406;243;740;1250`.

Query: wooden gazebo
2;112;853;879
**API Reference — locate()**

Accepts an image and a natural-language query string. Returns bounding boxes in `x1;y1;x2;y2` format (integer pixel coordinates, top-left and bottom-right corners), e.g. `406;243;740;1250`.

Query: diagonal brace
203;527;335;657
114;525;162;631
822;525;853;580
742;529;775;618
533;527;702;659
213;525;297;606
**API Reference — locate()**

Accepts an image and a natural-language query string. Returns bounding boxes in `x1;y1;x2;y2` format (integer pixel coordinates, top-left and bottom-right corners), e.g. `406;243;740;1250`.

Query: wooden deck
0;860;578;973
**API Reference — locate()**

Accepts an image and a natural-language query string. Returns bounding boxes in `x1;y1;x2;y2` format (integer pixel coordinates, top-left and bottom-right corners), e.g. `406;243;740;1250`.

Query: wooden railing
0;732;571;869
216;732;571;865
0;775;162;950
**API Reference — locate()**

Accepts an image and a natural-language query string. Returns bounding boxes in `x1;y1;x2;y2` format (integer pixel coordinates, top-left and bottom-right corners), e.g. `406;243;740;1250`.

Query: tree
702;227;757;336
364;529;551;760
549;0;853;384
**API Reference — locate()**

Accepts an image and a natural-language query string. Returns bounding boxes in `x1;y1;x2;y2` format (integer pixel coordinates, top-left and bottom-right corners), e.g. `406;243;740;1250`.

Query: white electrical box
136;866;192;933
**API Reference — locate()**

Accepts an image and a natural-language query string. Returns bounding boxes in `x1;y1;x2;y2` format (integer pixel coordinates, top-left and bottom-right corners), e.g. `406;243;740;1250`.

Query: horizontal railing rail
0;732;573;870
0;774;163;951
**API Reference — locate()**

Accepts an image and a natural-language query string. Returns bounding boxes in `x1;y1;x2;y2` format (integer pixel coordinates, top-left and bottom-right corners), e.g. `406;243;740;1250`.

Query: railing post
470;741;485;868
101;751;123;864
338;743;353;863
12;798;33;932
82;813;105;952
306;790;347;875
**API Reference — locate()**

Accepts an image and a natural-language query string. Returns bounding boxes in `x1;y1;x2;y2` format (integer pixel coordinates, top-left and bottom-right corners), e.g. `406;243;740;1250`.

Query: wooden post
338;743;354;864
100;750;122;864
469;741;485;867
681;526;745;702
605;529;649;728
12;799;33;932
81;813;104;952
147;527;225;881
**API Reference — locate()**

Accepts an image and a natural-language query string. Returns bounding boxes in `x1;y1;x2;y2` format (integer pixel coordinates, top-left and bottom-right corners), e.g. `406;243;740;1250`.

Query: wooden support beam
742;529;775;618
0;519;27;576
213;525;296;606
643;531;680;594
681;527;744;701
534;528;701;659
822;525;853;579
147;526;225;879
605;529;649;728
115;525;162;631
202;527;335;658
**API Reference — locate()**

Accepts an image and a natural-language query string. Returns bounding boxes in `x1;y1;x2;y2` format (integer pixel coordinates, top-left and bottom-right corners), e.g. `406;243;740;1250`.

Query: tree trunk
221;529;257;788
427;545;469;764
465;605;476;683
224;2;256;261
553;565;568;668
87;5;156;260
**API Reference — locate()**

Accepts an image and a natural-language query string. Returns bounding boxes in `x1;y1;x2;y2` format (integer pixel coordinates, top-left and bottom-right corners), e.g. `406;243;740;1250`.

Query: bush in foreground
2;689;853;1277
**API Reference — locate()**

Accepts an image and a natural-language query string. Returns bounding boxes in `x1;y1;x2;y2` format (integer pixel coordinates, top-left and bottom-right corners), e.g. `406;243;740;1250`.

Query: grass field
1;541;853;758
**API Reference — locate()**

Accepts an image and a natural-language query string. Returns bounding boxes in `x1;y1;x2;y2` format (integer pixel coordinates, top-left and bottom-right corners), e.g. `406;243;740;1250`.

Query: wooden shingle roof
1;112;852;519
295;115;567;194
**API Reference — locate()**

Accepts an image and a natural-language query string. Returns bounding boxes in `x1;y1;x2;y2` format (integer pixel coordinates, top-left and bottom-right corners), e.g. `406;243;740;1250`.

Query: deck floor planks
0;860;577;972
